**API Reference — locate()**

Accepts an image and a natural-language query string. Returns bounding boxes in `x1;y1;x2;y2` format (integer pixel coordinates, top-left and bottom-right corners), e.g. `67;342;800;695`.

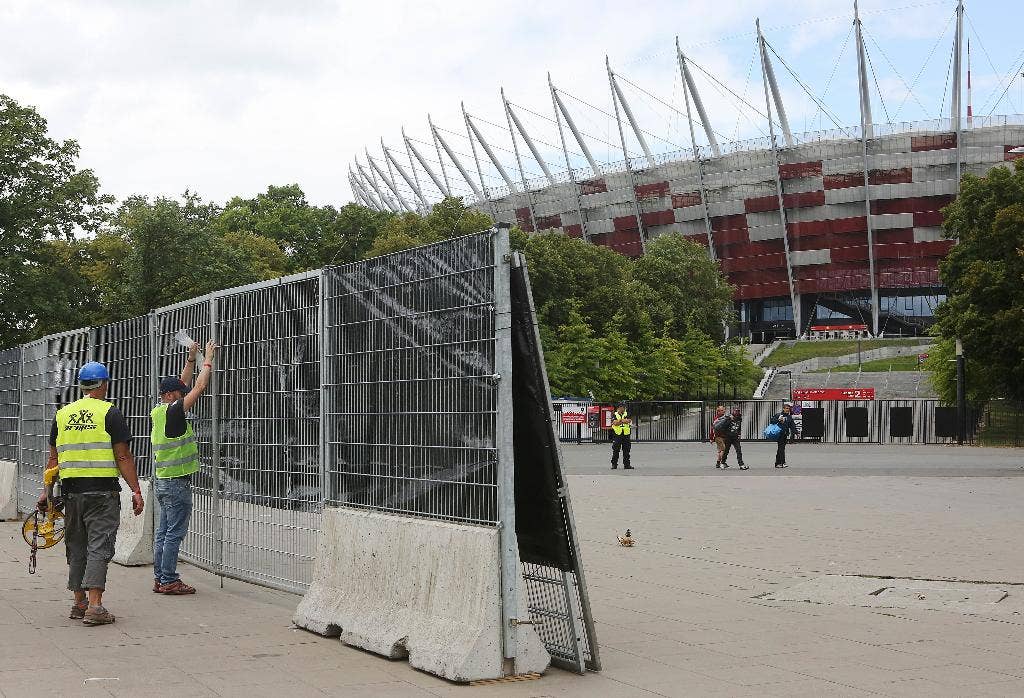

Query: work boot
157;580;196;595
610;460;617;470
624;464;634;470
82;606;115;626
69;602;87;620
153;578;162;593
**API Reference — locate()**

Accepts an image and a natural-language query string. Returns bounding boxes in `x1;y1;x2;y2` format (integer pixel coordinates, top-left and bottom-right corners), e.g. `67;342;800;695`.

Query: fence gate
16;329;89;512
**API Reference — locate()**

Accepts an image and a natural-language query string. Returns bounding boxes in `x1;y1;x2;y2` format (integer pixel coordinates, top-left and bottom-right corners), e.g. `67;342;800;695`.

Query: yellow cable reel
24;467;66;573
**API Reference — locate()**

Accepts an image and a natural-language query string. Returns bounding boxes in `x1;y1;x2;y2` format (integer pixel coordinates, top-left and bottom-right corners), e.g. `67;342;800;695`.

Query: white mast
464;108;518;192
404;129;450;197
356;159;395;213
550;76;602;176
430;118;483;198
368;152;413;212
757;21;794;147
428;115;453;195
383;140;429;210
549;73;591;241
854;0;874;139
503;90;555;185
676;40;721;158
606;55;647;253
676;37;716;259
607;57;655;168
854;1;880;336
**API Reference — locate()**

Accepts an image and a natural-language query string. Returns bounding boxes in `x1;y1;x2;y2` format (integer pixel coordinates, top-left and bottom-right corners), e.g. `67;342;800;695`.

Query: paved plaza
2;443;1024;697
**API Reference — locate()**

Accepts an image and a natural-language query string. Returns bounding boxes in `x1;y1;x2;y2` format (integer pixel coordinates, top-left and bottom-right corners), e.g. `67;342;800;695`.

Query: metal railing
0;348;20;463
563;399;978;445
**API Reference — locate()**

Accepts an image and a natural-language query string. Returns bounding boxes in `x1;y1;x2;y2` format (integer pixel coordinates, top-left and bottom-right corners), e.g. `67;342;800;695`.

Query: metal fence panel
155;299;217;574
90;316;155;477
627;401;711;442
0;347;20;463
215;275;321;593
16;330;90;512
322;233;500;525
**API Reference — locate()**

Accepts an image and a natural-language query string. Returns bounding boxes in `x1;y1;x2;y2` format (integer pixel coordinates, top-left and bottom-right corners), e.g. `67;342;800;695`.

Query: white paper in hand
173;330;195;349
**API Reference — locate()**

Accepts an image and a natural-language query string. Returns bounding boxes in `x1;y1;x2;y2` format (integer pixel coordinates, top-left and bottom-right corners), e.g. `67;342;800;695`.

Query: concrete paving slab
2;444;1024;696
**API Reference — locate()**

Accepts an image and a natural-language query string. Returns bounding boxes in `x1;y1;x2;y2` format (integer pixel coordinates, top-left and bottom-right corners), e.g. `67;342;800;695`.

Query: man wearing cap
151;339;218;595
38;361;144;626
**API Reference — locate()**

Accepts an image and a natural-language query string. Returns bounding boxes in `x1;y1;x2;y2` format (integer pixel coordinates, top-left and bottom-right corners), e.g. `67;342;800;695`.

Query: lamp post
955;338;966;444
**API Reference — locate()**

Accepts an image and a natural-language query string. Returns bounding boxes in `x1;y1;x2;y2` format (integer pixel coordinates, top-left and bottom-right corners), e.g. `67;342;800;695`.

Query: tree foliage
0;95;112;345
930;161;1024;402
2;94;759;401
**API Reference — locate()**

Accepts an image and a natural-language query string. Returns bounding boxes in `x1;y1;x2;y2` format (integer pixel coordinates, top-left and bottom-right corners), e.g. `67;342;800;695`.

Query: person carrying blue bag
765;402;799;469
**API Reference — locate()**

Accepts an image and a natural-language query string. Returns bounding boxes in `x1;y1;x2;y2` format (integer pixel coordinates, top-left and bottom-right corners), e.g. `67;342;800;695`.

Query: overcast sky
3;0;1022;209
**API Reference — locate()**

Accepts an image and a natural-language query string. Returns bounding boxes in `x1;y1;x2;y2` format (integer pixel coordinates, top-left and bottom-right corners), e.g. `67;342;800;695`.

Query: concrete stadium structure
349;2;1024;340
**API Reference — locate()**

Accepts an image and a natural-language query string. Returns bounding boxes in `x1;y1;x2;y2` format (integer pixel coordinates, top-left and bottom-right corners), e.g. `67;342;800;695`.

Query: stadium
347;2;1024;341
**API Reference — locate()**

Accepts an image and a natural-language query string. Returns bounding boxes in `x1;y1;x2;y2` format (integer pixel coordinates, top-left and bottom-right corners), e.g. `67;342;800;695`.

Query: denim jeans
153;477;193;585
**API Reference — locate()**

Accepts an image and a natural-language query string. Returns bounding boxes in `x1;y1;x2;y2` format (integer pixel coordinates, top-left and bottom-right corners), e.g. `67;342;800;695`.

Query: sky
2;0;1023;209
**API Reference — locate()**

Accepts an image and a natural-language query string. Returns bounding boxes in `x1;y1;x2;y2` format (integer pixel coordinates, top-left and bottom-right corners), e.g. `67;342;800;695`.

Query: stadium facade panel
473;122;1024;338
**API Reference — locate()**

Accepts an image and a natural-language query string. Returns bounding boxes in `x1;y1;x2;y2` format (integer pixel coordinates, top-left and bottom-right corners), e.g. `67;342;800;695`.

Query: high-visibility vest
612;410;631;436
55;397;119;479
151;403;200;479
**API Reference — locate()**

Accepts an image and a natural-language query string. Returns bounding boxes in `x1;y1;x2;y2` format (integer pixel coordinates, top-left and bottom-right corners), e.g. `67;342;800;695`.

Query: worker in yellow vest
37;361;143;626
610;403;634;470
151;339;218;595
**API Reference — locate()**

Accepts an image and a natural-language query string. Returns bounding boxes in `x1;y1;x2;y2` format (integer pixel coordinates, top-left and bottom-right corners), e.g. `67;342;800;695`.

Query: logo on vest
66;410;98;432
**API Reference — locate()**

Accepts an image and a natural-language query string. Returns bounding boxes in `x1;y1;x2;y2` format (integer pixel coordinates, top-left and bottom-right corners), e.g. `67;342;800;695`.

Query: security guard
151;339;217;595
38;361;143;626
610;403;634;470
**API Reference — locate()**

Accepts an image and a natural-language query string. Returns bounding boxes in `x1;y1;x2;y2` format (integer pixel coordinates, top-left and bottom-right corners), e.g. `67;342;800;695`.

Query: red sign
560;411;587;425
792;387;876;401
918;353;929;364
809;324;868;332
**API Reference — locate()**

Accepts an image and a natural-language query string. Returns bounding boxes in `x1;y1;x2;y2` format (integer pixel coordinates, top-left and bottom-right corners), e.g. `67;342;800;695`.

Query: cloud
1;0;1021;208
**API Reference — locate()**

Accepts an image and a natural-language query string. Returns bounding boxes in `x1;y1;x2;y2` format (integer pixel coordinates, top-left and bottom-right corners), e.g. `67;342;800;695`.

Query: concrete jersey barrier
293;508;550;682
0;460;16;520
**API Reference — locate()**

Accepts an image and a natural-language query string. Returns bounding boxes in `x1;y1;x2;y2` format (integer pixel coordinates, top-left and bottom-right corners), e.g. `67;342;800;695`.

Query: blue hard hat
78;361;110;383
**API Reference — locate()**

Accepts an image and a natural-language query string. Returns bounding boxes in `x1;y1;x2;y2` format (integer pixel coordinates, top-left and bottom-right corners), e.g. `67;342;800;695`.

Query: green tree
544;303;637;401
98;194;288;317
0;94;112;344
629;234;734;341
211;185;389;271
367;196;491;257
519;231;630;333
930;162;1024;402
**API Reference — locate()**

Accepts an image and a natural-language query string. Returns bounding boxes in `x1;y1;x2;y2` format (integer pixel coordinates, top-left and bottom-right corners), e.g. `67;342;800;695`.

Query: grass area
807;354;927;373
977;401;1024;447
763;339;927;367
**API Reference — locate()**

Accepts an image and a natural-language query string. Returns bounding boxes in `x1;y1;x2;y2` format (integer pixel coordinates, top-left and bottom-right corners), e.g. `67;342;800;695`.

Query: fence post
15;346;24;514
318;269;329;508
492;227;519;670
209;296;223;576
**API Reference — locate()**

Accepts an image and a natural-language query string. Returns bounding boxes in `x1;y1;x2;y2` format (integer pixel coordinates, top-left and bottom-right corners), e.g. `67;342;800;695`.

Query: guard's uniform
610;409;632;469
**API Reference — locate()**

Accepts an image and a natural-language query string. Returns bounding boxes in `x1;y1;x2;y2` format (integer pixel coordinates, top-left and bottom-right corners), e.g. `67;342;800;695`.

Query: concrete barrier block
0;460;17;520
294;508;549;682
113;478;153;566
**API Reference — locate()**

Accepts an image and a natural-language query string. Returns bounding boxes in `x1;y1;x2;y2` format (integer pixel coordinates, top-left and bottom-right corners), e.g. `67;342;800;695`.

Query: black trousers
775;438;788;465
611;434;631;466
722;437;744;465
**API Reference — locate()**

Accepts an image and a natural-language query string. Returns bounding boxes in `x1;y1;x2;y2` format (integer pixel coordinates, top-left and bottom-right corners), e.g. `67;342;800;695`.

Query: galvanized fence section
322;234;500;525
16;329;90;512
90;316;155;477
0;347;20;463
214;273;321;593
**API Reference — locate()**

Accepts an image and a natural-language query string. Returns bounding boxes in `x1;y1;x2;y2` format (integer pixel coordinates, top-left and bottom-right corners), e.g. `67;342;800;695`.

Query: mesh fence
0;347;20;462
214;274;321;592
91;316;154;477
322;234;500;525
16;330;90;512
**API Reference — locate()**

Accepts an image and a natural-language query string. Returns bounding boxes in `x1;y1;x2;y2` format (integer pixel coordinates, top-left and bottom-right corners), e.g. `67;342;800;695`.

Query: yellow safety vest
612;410;631;436
55;397;119;479
150;403;200;479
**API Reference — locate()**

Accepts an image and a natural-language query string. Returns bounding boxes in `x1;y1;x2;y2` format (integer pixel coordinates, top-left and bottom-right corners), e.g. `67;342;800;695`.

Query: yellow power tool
22;467;66;574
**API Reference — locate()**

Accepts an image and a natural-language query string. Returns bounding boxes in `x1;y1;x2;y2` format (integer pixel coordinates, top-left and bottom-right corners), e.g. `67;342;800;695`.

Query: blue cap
78;361;109;383
159;377;189;395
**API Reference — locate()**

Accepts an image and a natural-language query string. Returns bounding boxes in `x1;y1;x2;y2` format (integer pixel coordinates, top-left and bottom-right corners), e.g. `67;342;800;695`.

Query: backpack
763;423;783;441
713;415;731;436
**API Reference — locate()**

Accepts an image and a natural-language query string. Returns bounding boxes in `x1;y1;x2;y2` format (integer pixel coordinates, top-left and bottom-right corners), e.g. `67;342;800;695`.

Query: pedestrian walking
151;339;218;595
721;408;747;470
610;403;633;469
772;402;799;468
37;361;144;626
710;405;727;467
